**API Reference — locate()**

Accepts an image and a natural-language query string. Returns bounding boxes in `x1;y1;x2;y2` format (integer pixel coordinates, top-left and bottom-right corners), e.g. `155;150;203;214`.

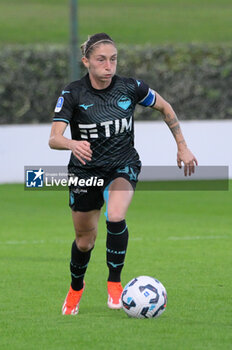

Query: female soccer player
49;33;197;315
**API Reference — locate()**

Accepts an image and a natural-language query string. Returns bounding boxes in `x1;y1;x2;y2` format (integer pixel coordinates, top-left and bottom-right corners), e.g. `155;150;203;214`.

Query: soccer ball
121;276;167;319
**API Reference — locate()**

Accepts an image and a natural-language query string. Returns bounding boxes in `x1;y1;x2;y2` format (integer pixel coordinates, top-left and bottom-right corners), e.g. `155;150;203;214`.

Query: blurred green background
0;3;232;350
0;0;231;123
0;0;231;45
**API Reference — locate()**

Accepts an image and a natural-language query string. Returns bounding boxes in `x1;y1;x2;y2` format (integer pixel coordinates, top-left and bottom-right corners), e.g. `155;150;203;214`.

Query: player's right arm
49;121;92;165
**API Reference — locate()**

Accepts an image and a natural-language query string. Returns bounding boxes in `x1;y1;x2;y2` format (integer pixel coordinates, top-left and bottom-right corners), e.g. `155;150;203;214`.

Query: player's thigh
69;185;104;246
107;177;134;222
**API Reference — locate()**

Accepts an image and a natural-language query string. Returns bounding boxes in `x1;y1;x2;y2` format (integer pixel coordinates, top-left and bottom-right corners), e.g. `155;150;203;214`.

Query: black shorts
69;165;141;212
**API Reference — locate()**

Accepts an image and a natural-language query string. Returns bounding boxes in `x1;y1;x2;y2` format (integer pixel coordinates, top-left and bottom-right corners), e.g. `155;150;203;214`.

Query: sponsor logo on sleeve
54;97;64;113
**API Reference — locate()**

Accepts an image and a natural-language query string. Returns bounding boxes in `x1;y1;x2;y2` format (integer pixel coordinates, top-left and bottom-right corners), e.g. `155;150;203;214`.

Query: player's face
82;44;117;86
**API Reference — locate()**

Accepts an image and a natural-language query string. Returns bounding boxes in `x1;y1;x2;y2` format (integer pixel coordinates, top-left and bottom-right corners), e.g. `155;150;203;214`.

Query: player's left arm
152;91;198;176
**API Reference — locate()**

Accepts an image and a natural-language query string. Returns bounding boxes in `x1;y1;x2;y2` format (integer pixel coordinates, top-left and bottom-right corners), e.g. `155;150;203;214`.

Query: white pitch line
167;235;230;241
0;235;230;245
0;239;67;245
0;238;143;245
1;240;46;245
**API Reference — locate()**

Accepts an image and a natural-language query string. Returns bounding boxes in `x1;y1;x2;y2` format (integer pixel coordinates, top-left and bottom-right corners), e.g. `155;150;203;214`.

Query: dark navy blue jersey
53;74;156;177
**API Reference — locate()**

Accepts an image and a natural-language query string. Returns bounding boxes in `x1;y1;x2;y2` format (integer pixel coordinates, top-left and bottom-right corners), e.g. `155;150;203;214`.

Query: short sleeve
53;89;75;124
134;79;156;107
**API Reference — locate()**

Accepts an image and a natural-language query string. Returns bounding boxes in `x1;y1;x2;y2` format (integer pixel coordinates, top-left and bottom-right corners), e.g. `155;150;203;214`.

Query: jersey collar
85;73;117;93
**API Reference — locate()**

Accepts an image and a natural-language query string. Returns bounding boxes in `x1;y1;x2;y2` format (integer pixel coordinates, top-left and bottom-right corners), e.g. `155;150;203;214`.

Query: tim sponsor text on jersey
78;115;132;139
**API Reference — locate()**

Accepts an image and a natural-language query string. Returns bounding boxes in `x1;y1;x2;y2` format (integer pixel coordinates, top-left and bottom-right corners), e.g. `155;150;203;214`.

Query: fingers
193;157;198;166
177;150;198;176
177;158;182;169
178;158;198;176
184;160;197;177
75;153;86;165
190;162;195;176
184;163;192;177
72;141;92;165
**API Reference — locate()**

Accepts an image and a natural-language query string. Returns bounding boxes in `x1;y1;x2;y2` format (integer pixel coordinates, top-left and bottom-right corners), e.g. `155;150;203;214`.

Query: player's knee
107;209;125;222
75;229;96;252
76;239;94;252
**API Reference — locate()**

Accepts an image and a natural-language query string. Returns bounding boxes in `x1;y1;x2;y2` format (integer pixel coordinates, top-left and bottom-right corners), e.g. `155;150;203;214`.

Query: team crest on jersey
117;96;132;110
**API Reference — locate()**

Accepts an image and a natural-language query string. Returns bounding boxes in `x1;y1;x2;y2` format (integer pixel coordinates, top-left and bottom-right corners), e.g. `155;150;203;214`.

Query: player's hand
177;148;198;176
70;140;92;165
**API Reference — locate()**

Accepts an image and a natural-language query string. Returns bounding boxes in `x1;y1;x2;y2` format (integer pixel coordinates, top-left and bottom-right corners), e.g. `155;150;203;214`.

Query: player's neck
89;74;112;90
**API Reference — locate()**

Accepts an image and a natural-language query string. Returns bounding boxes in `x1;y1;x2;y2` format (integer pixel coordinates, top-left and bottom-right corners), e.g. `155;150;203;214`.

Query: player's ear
82;56;89;69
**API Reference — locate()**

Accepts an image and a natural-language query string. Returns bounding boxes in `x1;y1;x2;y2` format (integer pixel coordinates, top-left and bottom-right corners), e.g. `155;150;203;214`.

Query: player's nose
105;60;112;70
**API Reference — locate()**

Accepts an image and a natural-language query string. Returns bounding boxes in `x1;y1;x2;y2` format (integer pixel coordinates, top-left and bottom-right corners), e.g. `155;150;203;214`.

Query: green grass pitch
0;183;231;350
0;0;232;45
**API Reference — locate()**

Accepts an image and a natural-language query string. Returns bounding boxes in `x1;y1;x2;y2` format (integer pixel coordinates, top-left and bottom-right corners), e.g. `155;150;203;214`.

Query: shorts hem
70;206;103;212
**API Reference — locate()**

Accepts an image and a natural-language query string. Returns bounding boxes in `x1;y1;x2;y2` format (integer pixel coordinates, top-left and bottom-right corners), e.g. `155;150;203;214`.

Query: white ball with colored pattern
121;276;167;319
